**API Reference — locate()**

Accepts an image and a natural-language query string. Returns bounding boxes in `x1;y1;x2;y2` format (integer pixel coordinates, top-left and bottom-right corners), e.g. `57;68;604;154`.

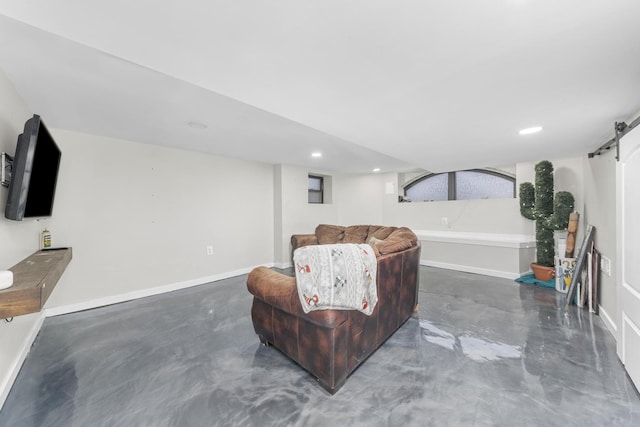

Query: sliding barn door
617;125;640;391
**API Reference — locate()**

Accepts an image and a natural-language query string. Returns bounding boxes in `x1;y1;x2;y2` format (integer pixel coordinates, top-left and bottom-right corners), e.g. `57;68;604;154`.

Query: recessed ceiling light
188;121;208;129
373;168;381;172
519;126;543;135
311;152;322;158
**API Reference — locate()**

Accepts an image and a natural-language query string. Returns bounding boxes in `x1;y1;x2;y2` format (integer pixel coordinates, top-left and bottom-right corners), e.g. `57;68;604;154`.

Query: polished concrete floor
1;266;639;426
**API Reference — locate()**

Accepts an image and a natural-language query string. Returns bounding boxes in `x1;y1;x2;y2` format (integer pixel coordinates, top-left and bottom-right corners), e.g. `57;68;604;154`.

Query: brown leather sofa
246;225;421;393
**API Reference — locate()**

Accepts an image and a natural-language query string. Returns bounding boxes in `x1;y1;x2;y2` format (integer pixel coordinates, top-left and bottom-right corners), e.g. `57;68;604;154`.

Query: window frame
403;169;516;202
308;174;324;204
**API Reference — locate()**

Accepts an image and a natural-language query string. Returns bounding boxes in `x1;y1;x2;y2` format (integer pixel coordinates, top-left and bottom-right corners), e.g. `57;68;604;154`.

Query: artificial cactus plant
519;160;575;268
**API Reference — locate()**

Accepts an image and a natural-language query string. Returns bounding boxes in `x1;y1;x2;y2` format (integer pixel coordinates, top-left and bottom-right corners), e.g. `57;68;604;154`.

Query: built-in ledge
414;230;535;280
0;248;72;319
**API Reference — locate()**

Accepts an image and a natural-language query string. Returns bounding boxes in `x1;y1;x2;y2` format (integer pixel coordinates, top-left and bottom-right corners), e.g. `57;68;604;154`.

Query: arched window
403;169;515;202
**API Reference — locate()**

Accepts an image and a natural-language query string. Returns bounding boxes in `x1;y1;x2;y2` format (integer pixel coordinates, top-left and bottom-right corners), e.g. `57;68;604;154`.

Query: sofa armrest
247;266;348;328
291;234;318;252
247;266;298;307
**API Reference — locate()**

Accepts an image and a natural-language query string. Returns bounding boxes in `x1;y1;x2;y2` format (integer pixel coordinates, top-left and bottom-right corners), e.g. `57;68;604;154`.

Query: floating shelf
0;248;72;319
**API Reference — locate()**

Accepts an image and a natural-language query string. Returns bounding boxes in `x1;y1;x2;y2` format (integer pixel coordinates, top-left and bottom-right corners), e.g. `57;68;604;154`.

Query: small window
405;173;449;202
455;170;515;200
308;175;324;204
404;169;515;202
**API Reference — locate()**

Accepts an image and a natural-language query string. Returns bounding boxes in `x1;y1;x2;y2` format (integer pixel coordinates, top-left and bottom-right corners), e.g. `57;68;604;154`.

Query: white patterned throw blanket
293;243;378;315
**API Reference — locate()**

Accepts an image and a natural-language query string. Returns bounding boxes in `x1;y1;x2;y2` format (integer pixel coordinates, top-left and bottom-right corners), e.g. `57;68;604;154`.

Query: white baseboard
421;259;523;281
598;305;617;337
0;313;45;411
44;264;272;317
273;262;292;270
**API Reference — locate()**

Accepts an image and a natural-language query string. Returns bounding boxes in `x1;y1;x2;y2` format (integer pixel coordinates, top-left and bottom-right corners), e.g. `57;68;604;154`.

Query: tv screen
5;115;61;221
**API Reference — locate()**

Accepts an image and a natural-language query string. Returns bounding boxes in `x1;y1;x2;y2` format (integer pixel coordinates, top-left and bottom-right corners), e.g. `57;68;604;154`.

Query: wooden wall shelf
0;248;72;319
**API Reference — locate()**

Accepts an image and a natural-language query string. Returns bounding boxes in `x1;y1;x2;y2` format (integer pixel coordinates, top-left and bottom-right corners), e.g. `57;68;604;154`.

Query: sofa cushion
375;227;418;255
367;236;383;246
366;226;397;242
343;225;370;243
367;236;384;257
316;224;345;244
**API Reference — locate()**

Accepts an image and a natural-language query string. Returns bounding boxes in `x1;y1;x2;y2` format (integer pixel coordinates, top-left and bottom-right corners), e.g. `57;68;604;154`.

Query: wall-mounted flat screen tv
5;114;61;221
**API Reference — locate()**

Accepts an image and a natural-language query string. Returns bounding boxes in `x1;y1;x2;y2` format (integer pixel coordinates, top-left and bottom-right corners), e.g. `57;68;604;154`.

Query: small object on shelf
0;270;13;290
40;229;51;249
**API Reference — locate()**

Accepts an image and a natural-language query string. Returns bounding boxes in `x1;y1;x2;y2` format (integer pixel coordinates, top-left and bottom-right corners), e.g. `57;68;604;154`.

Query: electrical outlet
441;217;448;226
206;246;214;256
601;256;611;277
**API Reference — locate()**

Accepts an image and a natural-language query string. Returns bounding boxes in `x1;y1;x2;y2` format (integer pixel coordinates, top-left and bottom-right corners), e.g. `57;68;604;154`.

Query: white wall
0;71;42;265
384;196;532;234
0;69;275;406
273;165;384;266
383;157;584;236
334;173;384;226
0;70;46;408
382;172;532;234
273;164;339;266
42;129;274;307
273;165;285;268
583;152;617;332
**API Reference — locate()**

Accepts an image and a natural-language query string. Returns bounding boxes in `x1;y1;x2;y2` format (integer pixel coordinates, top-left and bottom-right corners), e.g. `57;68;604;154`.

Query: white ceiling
1;1;640;174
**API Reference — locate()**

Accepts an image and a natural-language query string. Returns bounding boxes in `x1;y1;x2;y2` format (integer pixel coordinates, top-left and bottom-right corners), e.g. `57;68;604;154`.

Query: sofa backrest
314;224;417;257
315;224;346;244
